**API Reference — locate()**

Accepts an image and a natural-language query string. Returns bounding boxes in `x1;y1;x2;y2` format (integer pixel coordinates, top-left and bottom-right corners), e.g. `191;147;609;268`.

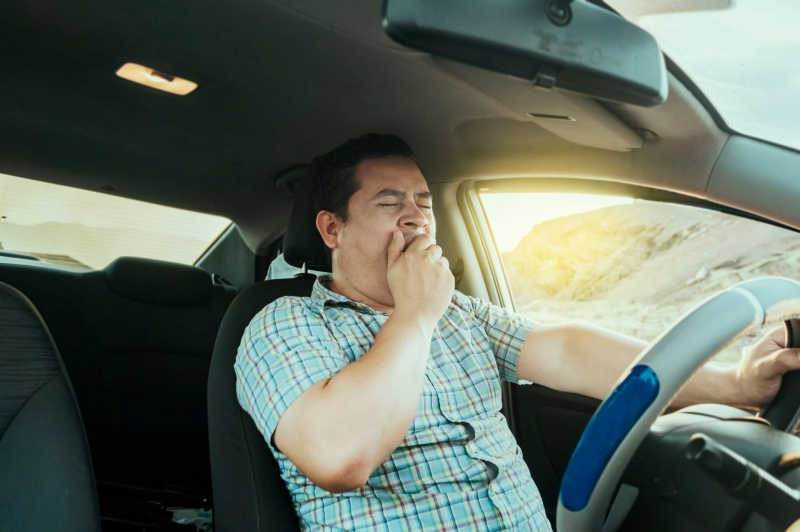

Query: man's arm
273;232;454;493
274;310;434;493
516;322;800;407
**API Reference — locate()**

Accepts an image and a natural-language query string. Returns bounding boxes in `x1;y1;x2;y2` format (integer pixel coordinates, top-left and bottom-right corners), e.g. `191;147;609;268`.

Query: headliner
0;0;727;252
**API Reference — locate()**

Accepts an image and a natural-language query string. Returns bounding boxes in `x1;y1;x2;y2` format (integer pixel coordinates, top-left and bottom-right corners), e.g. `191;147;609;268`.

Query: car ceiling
0;0;727;253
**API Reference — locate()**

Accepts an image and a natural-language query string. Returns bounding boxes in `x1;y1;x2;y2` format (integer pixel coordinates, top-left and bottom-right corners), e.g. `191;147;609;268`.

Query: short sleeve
234;297;349;449
459;293;539;384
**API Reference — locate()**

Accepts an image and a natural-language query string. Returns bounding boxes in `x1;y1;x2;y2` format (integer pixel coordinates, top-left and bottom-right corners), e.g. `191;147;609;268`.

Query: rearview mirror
383;0;667;107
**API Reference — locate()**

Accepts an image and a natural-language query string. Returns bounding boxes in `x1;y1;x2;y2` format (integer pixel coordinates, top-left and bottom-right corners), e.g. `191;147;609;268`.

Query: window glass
266;253;328;280
609;0;800;152
0;173;231;270
481;193;800;362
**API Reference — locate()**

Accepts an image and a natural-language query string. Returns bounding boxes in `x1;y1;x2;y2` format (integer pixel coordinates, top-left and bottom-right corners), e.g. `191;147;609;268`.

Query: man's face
324;156;435;299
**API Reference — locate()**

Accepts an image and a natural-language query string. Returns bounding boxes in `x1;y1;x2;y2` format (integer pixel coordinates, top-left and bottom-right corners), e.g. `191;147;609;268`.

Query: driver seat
207;174;330;532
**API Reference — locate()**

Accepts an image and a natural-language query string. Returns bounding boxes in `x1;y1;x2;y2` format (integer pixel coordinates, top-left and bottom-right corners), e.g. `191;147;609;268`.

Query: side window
0;172;230;269
480;193;800;362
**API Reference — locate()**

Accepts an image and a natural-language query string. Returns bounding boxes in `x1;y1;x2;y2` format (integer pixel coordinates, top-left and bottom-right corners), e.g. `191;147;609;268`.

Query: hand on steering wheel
557;277;800;532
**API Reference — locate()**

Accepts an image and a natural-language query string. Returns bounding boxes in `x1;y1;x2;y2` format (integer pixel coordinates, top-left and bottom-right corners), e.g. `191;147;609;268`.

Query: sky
638;0;800;151
479;193;633;252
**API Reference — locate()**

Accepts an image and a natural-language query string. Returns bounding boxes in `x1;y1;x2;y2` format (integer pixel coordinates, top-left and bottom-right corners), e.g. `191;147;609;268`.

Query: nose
400;203;429;231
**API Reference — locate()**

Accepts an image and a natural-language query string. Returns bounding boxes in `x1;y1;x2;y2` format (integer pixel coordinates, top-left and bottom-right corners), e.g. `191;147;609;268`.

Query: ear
315;211;342;252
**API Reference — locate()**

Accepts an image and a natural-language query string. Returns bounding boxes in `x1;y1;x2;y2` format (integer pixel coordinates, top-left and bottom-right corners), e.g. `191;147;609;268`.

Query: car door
466;177;800;525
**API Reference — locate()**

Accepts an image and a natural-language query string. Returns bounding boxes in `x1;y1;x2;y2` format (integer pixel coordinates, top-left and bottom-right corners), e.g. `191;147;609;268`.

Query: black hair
311;133;420;223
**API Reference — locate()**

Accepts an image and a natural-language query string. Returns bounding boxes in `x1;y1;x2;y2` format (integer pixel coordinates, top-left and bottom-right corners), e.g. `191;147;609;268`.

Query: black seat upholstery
209;174;330;532
208;276;315;532
0;256;237;528
86;257;236;499
282;162;329;273
0;281;100;532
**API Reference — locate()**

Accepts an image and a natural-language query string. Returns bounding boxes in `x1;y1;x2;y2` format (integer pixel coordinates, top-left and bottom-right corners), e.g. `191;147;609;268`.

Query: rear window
0;173;231;270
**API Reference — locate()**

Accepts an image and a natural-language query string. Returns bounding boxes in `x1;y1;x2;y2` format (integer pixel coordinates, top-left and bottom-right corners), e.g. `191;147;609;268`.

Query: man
235;134;799;531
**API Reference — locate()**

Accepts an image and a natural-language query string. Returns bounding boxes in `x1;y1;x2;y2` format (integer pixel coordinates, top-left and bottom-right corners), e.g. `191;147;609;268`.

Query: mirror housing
383;0;667;107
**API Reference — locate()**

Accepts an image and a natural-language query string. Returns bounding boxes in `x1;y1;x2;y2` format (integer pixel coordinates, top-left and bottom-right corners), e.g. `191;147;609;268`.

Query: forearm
672;361;741;407
528;323;647;399
275;309;434;486
519;323;741;406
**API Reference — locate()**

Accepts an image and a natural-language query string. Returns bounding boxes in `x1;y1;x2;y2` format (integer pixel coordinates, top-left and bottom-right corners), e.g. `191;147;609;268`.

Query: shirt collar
311;274;383;315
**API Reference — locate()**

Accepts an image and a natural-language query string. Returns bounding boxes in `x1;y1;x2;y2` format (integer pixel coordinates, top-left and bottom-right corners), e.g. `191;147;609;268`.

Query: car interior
2;1;800;531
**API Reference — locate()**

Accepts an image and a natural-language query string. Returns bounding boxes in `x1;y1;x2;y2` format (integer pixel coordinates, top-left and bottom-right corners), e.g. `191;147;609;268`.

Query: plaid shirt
235;275;552;531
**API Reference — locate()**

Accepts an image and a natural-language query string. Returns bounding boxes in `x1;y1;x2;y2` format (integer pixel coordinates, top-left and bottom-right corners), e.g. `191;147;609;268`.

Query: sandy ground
502;201;800;363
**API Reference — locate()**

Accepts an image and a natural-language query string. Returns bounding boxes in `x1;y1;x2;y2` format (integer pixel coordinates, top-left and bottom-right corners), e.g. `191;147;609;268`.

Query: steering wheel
556;277;800;532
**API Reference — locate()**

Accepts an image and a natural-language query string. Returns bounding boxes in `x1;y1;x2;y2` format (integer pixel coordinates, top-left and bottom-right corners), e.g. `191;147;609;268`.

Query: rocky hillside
503;201;800;361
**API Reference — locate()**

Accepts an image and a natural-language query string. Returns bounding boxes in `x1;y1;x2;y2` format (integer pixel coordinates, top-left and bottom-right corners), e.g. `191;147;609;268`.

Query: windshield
611;0;800;152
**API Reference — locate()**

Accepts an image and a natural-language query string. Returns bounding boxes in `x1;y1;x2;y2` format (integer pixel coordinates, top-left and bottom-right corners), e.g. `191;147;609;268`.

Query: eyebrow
371;189;432;200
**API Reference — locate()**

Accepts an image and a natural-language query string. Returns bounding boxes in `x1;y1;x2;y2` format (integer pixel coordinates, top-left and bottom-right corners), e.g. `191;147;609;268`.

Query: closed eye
378;203;398;208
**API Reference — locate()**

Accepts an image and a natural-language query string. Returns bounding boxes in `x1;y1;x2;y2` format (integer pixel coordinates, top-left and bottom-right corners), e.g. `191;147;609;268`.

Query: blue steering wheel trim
560;364;660;512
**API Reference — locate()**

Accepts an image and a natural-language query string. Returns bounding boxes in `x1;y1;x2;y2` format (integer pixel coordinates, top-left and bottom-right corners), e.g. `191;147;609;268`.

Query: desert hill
502;201;800;361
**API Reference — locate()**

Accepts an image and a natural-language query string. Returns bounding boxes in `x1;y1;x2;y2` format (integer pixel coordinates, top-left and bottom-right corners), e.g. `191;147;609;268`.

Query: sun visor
435;58;643;152
526;95;644;152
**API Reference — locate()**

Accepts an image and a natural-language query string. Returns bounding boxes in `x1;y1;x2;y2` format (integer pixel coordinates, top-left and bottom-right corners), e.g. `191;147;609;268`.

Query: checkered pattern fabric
235;276;552;531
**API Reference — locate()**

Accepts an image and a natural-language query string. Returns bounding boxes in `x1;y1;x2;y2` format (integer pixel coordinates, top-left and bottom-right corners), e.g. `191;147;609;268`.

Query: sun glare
479;193;633;252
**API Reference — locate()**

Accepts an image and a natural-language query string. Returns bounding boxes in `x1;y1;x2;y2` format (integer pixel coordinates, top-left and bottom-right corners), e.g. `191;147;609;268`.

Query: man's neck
328;275;395;314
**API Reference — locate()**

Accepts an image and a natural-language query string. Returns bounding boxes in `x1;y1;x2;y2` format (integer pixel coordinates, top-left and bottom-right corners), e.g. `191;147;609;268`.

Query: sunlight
479;193;633;252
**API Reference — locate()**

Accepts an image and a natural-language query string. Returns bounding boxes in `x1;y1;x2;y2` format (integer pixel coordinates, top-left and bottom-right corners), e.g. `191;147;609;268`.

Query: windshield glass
612;0;800;152
0;173;231;270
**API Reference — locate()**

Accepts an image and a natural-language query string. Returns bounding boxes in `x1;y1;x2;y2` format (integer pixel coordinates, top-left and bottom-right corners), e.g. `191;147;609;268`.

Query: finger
387;230;404;269
763;348;800;378
426;244;443;260
439;256;450;270
406;233;434;252
765;326;786;348
747;326;786;360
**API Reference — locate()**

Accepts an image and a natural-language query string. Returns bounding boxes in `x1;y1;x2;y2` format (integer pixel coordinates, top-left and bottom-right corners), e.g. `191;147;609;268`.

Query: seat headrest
283;162;332;272
104;257;213;306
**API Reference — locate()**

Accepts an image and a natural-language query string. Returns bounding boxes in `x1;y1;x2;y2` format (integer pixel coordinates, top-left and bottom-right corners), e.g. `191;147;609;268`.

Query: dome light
116;63;197;96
